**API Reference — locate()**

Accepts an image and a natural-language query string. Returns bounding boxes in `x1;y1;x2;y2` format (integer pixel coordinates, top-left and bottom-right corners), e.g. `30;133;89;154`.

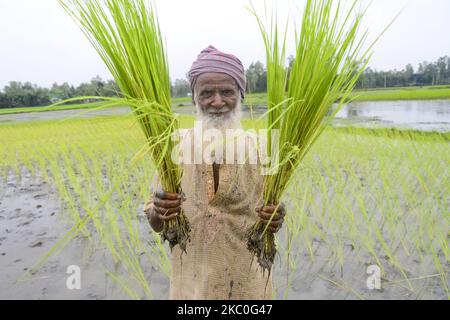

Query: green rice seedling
246;0;381;273
271;126;449;298
1;108;448;299
57;0;190;251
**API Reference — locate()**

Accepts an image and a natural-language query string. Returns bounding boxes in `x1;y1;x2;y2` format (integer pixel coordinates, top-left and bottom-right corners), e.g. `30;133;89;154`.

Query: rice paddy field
0;112;448;300
1;85;449;117
0;102;108;116
161;85;450;105
350;85;450;102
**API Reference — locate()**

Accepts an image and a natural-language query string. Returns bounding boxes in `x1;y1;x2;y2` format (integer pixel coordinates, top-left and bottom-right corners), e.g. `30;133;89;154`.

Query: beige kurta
150;128;273;300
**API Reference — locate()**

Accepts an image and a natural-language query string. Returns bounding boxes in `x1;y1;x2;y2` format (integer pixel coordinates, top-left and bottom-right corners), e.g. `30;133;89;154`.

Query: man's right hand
144;189;185;233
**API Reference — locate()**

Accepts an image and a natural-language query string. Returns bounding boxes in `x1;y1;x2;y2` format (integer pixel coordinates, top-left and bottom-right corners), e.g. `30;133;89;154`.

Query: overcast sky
0;0;449;88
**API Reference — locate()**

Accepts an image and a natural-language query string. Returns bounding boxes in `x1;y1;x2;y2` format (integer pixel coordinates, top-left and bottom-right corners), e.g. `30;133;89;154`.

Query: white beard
192;100;243;164
195;100;243;132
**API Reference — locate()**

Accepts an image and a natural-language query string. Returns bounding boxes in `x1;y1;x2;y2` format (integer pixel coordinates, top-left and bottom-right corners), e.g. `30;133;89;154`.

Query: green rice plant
1;114;448;299
58;0;190;251
246;0;381;273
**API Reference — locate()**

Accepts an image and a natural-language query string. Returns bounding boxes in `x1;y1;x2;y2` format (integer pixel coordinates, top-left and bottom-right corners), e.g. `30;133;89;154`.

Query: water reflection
335;100;450;131
346;105;362;118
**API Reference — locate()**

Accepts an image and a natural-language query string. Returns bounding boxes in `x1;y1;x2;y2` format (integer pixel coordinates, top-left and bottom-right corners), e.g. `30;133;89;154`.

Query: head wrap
188;45;246;99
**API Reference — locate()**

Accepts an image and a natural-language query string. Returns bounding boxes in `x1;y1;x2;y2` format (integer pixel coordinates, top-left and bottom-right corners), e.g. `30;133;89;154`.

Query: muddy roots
246;222;276;275
161;210;191;253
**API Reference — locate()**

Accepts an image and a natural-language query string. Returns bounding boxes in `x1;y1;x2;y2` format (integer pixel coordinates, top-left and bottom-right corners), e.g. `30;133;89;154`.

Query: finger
259;217;283;227
145;209;152;221
260;221;283;232
264;204;286;214
144;202;153;213
144;207;153;218
158;212;179;221
270;219;284;228
155;189;180;200
259;218;283;226
154;206;181;215
262;204;277;212
144;199;152;209
145;208;158;223
259;211;283;221
154;206;181;216
265;206;286;220
154;198;181;209
163;192;182;200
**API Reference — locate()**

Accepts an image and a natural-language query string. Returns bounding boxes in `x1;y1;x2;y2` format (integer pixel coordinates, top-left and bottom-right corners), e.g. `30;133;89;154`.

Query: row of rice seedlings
342;129;446;296
271;127;448;299
1;117;447;299
69;123;443;299
0;117;166;298
52;126;164;298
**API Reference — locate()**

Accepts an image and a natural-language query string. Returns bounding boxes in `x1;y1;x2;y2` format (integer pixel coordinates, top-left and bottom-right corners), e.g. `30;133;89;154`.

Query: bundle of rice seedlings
246;0;384;273
58;0;190;252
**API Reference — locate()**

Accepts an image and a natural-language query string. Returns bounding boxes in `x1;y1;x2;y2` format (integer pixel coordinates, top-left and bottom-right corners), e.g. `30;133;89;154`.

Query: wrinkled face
194;73;239;119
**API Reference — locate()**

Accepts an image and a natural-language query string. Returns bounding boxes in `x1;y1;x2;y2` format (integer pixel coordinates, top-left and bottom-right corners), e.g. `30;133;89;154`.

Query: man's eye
222;90;234;96
202;91;213;97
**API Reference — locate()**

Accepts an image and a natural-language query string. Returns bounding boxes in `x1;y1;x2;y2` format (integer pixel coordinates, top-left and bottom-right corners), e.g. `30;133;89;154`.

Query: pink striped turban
188;45;246;99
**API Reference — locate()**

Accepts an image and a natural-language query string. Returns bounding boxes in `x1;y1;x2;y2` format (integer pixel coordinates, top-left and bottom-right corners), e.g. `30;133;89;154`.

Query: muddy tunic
166;129;273;300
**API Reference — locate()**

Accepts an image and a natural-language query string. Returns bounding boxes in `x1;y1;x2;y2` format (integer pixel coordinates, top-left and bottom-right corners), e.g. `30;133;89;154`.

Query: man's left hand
256;202;286;234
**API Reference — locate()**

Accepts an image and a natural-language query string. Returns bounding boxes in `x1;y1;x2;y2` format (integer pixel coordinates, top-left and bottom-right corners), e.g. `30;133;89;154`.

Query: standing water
334;99;450;131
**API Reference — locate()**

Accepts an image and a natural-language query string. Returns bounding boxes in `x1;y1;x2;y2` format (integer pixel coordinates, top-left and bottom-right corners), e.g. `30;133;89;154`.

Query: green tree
436;57;447;85
246;61;266;93
172;79;190;97
404;64;414;86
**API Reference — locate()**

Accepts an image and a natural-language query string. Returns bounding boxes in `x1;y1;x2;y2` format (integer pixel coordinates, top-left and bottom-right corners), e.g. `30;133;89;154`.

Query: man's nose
210;92;225;108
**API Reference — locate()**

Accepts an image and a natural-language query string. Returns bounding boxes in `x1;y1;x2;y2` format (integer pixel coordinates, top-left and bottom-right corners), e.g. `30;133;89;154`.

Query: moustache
206;106;232;116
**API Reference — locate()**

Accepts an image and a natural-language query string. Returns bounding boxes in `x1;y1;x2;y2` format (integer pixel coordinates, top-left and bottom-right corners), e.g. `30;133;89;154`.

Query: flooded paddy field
0;110;448;300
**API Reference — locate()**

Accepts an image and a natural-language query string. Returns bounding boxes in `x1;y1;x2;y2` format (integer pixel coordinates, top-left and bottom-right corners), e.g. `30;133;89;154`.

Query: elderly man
144;46;286;300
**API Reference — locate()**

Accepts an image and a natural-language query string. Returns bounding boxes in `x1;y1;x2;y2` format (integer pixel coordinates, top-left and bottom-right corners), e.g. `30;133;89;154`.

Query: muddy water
0;168;167;300
0;167;446;300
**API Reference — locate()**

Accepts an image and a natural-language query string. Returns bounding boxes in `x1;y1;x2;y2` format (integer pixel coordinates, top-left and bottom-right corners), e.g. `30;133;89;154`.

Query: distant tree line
0;76;119;109
1;55;449;109
245;55;450;92
0;75;193;109
356;56;450;89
